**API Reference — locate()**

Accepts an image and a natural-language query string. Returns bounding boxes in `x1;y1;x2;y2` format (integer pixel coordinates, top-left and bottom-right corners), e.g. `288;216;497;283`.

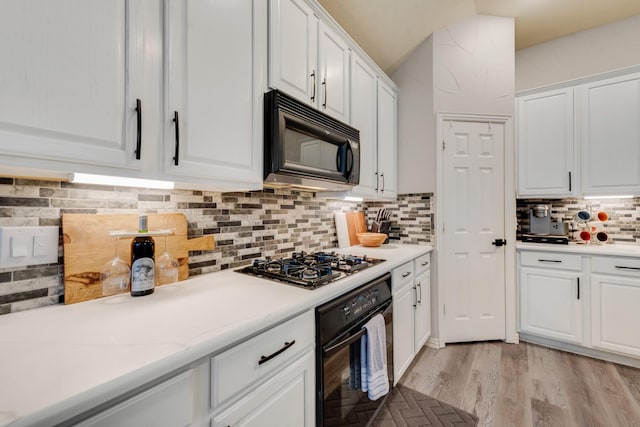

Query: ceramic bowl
357;232;387;247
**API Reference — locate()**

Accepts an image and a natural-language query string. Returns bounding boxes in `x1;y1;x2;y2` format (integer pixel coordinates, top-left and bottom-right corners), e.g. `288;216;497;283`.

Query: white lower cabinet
210;310;315;426
76;370;195;427
590;256;640;358
519;267;583;344
519;250;640;364
211;351;314;427
413;269;431;351
392;253;432;384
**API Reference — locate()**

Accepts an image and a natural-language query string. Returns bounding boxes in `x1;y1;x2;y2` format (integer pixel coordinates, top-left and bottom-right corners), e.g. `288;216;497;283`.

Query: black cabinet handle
402;272;411;278
569;171;572;192
538;259;561;263
381;173;385;192
374;172;378;190
258;340;295;366
577;277;580;300
615;266;640;271
492;239;507;247
412;286;417;308
421;261;429;267
310;70;316;102
322;78;327;108
172;111;180;166
417;282;422;304
134;99;142;160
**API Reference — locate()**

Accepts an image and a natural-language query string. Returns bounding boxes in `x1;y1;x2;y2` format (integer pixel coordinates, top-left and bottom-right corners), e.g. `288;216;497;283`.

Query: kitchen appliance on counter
316;273;393;426
522;204;569;244
236;251;385;289
264;89;360;191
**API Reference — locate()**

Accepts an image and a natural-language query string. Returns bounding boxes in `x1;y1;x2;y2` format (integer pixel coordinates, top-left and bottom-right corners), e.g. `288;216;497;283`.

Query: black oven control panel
343;289;380;319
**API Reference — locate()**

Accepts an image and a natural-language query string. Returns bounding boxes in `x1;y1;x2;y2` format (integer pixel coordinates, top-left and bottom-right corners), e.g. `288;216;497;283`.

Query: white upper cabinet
350;55;378;198
517;88;576;197
0;0;143;172
317;21;350;122
377;80;398;199
269;0;350;122
268;0;318;107
165;0;265;189
581;72;640;196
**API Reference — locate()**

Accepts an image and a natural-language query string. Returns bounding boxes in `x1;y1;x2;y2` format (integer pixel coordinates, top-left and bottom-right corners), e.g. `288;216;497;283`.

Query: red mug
579;231;591;242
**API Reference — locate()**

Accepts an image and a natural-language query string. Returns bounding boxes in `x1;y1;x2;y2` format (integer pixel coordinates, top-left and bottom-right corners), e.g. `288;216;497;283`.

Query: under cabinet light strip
70;173;174;190
583;195;634;200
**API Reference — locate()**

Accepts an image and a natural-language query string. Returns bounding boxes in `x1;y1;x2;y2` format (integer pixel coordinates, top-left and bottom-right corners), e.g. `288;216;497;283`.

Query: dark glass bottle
130;215;155;296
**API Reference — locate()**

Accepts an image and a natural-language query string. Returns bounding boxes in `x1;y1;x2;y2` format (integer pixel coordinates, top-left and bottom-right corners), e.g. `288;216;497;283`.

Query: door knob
492;239;507;247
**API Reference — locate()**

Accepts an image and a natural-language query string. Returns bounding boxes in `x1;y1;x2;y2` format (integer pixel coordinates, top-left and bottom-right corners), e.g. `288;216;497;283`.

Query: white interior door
442;120;506;342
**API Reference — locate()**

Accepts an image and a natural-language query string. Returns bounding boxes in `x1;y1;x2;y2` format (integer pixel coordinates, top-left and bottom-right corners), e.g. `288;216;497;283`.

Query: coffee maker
529;204;551;235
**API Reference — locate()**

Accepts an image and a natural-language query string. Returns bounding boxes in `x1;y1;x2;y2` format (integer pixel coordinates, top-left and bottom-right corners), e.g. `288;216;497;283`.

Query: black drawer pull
577;277;580;300
538;259;562;263
402;272;411;278
615;266;640;271
258;340;295;366
421;261;429;267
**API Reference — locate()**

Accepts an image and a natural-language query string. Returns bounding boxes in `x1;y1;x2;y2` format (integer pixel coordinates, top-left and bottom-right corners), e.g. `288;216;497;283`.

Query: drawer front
392;261;414;293
592;256;640;277
520;251;582;271
211;310;314;410
414;253;431;276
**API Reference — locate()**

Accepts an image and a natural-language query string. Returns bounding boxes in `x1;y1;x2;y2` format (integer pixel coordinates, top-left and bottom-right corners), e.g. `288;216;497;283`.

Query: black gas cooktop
236;251;385;289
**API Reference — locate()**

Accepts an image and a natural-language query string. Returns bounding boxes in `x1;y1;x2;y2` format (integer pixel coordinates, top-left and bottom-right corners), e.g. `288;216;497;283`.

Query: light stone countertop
0;243;432;427
516;241;640;257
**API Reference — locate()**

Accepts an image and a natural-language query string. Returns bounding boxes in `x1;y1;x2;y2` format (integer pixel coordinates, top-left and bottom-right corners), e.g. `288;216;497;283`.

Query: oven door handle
322;302;391;356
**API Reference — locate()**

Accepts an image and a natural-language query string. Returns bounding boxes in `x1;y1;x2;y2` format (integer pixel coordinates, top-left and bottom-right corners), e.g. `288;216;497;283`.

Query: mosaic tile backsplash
517;197;640;244
0;177;433;315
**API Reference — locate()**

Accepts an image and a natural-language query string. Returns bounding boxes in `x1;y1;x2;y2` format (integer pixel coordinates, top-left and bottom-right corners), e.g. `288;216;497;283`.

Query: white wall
434;15;515;116
516;15;640;92
393;15;515;195
392;36;435;195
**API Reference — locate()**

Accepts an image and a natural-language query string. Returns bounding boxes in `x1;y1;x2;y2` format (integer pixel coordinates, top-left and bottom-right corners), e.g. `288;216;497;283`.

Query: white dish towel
360;313;389;400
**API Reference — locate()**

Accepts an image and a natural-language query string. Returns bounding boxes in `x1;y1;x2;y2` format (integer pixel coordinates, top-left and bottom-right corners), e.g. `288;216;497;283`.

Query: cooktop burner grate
236;251;385;289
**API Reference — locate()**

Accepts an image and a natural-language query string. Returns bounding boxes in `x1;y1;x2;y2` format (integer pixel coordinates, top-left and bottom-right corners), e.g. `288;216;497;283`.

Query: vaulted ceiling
317;0;640;73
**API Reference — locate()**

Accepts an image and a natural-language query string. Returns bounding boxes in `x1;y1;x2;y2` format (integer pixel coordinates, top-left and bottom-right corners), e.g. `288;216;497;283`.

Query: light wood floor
399;341;640;427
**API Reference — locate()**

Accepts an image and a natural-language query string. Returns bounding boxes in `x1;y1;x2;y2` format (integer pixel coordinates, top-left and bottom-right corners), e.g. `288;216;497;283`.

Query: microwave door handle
346;142;354;175
336;148;342;172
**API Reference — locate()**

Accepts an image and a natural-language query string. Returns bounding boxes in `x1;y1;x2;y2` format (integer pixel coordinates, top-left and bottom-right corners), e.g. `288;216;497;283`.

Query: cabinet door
517;88;576;197
165;0;264;189
212;351;315;427
318;22;350;122
0;0;143;171
581;73;640;195
77;371;193;427
392;284;414;384
268;0;318;106
519;267;583;344
591;274;640;358
414;270;431;351
350;55;378;198
376;80;397;199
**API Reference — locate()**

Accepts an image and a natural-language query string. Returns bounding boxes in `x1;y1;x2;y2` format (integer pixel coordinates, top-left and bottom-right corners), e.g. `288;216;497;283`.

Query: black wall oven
315;273;393;426
264;89;360;191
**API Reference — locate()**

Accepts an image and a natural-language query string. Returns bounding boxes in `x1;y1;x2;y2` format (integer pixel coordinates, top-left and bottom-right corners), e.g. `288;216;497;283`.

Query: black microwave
264;90;360;191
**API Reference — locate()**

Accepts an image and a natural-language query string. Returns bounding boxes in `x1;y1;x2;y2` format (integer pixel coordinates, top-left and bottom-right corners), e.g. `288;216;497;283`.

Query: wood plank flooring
400;342;640;427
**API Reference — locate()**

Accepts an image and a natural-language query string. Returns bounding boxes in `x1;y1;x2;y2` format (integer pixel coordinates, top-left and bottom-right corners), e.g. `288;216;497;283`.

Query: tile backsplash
517;197;640;244
0;177;433;315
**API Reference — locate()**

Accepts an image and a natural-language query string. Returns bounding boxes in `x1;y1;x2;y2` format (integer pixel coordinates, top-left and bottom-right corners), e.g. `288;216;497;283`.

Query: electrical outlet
0;226;58;267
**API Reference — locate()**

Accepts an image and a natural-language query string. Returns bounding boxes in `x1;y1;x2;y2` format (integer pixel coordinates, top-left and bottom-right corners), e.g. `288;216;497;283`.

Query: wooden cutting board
62;213;215;304
345;211;368;246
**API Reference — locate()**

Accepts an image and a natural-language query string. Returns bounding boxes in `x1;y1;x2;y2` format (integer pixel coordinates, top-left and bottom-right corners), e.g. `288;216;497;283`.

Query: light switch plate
0;226;59;268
